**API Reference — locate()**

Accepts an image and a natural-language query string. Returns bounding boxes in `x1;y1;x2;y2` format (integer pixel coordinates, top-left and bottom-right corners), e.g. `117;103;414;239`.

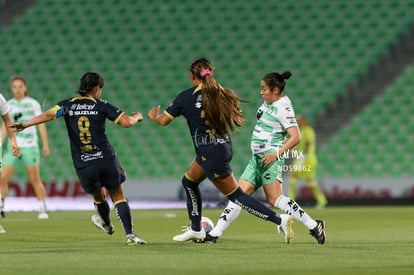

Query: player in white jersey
206;71;326;244
0;92;20;232
0;76;49;219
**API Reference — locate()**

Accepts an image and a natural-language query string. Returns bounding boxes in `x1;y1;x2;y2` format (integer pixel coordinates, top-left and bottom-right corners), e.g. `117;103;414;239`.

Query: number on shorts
78;116;92;144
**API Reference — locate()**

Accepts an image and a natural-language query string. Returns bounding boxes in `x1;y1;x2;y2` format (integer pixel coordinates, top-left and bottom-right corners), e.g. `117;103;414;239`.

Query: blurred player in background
0;76;49;219
289;114;327;208
0;92;20;232
148;58;294;243
208;72;326;244
9;72;147;245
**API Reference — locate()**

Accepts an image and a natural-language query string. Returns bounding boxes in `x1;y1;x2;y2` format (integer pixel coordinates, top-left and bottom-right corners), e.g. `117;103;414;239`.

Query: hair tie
200;69;213;77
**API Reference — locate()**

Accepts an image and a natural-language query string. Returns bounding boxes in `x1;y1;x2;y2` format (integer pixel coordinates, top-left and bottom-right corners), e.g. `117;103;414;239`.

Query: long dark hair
190;58;245;136
262;71;292;93
77;72;104;96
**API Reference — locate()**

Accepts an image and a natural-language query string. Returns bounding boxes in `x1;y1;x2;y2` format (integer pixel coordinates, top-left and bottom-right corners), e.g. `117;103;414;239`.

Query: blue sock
115;201;133;235
95;200;111;226
227;187;281;225
182;176;202;231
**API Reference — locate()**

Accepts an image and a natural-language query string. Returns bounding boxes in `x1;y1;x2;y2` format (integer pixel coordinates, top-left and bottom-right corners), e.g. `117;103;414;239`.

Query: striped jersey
7;96;42;148
251;96;297;154
0;93;10;144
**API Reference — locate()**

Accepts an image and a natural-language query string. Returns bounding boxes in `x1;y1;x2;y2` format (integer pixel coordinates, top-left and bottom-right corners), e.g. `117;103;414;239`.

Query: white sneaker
91;214;114;235
126;234;147;245
277;214;294;244
173;227;206;242
38;212;49;219
0;224;6;233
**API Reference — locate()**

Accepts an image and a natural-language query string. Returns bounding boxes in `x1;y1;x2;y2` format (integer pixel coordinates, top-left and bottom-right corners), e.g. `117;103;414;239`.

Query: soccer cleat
277;214;294;244
38;212;49;219
202;233;219;243
91;214;114;235
126;234;147;245
0;224;5;233
173;226;206;242
310;220;326;244
0;210;5;218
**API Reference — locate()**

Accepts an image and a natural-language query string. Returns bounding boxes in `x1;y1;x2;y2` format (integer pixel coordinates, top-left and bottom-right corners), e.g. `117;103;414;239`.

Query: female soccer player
0;92;20;232
0;76;50;219
289;114;328;208
207;72;326;244
148;58;293;243
9;72;147;245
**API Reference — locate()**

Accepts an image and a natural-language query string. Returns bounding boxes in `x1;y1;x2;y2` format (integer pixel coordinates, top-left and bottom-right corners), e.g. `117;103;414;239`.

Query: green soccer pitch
0;207;413;275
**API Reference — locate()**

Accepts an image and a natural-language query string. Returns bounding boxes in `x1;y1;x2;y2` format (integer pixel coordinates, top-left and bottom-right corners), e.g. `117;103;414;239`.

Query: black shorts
195;142;233;181
75;157;126;194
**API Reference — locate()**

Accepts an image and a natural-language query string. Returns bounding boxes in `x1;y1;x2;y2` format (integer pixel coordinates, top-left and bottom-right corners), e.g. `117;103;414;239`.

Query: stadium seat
0;0;414;180
318;63;414;177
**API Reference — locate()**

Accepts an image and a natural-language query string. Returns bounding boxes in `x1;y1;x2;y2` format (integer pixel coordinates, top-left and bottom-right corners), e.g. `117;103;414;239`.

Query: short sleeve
102;101;124;124
51;99;68;118
165;92;185;118
277;103;298;130
33;100;42;116
0;94;10;115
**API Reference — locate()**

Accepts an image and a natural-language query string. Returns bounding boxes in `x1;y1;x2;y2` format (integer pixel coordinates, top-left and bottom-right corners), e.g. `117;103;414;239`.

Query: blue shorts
75;157;126;194
195;143;233;181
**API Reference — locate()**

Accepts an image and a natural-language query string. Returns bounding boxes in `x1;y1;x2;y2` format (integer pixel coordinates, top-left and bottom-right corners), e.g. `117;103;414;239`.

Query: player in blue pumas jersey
148;58;294;243
9;72;146;245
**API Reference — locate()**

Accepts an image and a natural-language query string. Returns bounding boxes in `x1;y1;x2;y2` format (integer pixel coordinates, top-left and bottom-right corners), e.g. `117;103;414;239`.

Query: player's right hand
132;112;143;122
11;142;20;157
8;123;26;132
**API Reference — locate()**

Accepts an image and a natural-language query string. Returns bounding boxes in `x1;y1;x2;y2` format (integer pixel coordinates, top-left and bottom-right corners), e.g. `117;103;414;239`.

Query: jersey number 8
78;116;92;144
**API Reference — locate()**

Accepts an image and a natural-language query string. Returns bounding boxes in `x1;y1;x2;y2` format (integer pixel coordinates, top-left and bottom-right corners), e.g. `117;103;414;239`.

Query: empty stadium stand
0;0;413;180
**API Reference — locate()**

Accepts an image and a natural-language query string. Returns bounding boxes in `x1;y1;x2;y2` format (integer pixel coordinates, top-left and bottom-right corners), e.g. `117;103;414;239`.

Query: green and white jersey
0;93;10;144
7;96;42;148
251;96;297;154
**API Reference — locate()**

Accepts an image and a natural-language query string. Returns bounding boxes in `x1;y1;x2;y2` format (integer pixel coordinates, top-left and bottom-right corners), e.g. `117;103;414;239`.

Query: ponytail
190;58;245;137
262;71;292;92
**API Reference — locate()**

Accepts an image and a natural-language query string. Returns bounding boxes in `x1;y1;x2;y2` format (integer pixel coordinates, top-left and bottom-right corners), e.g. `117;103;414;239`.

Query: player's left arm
9;109;56;132
263;126;301;166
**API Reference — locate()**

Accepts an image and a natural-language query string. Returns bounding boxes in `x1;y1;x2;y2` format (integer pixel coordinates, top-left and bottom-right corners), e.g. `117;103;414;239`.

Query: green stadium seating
319;63;414;177
0;0;413;180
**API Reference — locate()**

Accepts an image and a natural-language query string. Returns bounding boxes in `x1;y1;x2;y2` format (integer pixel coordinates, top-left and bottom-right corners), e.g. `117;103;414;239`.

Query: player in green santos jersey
0;92;20;232
0;76;49;219
207;71;326;244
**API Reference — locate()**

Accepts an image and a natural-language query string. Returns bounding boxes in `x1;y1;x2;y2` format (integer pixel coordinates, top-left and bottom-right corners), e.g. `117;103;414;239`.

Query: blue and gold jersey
51;96;124;168
165;85;231;156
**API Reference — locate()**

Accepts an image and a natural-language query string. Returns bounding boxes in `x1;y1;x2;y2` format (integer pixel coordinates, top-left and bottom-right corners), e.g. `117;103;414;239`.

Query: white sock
39;200;47;213
274;195;317;230
209;201;242;237
0;198;4;210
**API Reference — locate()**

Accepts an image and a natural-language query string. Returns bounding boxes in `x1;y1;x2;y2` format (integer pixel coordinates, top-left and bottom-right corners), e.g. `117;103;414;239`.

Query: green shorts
240;152;284;188
3;146;40;167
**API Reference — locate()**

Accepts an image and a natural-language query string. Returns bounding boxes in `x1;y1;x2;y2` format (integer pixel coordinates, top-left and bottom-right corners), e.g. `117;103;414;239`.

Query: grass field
0;206;413;275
